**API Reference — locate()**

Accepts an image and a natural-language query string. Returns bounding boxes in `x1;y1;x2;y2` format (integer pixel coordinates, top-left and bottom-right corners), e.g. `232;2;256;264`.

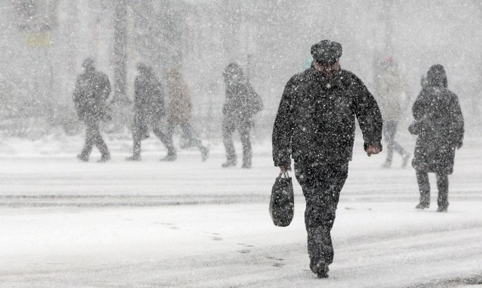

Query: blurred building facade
1;0;481;139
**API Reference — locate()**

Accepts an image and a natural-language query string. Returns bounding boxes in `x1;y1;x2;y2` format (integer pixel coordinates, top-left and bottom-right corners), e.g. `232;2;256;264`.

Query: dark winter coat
272;66;383;166
409;64;464;175
133;71;165;127
73;69;111;122
222;64;263;128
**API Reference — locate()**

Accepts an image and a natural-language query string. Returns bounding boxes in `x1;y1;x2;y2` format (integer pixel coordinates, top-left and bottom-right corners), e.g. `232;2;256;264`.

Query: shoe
415;202;430;209
98;154;111;163
402;153;411;168
311;260;329;278
77;154;89;162
126;155;141;161
241;163;252;169
221;160;237;168
201;147;209;162
381;161;391;168
437;206;448;213
160;154;177;162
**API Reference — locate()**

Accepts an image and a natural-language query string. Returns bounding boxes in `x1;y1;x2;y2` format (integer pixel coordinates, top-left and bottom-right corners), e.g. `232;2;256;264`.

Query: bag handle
278;171;290;178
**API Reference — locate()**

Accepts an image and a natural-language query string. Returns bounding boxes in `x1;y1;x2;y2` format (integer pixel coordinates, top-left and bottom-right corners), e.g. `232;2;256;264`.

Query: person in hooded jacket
165;67;209;162
73;58;112;163
222;63;263;168
272;40;383;278
126;63;175;161
409;64;464;212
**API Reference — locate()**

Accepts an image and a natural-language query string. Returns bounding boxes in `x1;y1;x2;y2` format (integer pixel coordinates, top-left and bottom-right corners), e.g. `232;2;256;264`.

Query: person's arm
101;74;111;102
72;77;84;118
351;74;383;156
273;77;296;170
449;93;465;149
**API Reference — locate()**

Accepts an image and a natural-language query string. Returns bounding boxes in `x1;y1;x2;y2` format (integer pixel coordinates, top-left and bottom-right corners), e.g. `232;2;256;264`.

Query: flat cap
311;40;342;66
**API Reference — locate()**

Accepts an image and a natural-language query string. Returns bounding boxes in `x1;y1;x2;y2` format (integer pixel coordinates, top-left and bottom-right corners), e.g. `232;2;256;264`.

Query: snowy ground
0;133;481;287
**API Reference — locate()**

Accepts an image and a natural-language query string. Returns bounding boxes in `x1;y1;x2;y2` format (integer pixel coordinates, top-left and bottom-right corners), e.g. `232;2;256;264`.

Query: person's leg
126;126;142;161
295;163;349;277
222;118;236;167
78;120;94;161
436;174;449;212
153;120;177;161
416;170;430;208
238;124;252;168
181;123;209;161
91;120;110;162
389;121;408;156
388;121;411;168
382;120;396;167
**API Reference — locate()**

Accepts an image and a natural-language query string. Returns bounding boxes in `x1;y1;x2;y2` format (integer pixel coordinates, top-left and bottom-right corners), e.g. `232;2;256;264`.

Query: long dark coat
73;69;111;122
409;64;464;175
272;66;383;166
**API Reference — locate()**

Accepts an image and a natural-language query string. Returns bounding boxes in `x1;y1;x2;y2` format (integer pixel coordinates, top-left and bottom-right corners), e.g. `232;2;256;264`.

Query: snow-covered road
0;136;481;287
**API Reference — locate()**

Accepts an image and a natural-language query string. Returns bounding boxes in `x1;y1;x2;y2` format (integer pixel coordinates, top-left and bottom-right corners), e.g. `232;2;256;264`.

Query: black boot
310;260;329;278
98;154;111;163
160;150;177;162
222;159;237;168
77;154;89;162
126;155;141;161
415;202;430;209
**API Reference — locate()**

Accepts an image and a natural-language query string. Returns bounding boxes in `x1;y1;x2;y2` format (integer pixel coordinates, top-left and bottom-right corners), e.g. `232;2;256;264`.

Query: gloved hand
408;121;421;135
456;141;463;149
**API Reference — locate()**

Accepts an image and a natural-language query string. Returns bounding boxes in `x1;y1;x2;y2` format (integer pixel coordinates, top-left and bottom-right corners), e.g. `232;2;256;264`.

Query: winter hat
82;58;95;69
426;64;447;88
311;40;342;66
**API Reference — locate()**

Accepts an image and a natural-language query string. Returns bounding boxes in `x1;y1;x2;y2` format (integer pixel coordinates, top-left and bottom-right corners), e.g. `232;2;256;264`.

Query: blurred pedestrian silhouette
221;63;263;168
126;63;175;161
73;58;112;163
165;67;209;162
375;57;411;168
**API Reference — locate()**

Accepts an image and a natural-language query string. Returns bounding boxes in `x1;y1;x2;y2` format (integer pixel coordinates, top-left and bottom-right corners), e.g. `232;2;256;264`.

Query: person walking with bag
222;63;263;168
409;64;464;212
73;58;112;163
272;40;383;278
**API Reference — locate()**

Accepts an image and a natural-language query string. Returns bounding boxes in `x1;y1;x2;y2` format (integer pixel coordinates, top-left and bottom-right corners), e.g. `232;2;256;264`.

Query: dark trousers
222;118;252;166
384;120;407;163
167;119;205;152
295;162;349;267
416;170;449;208
80;119;110;158
132;117;175;157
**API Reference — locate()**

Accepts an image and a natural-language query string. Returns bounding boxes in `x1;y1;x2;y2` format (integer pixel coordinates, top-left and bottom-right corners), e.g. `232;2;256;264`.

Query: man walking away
222;63;263;168
126;63;175;161
409;64;464;212
73;58;111;163
272;40;383;278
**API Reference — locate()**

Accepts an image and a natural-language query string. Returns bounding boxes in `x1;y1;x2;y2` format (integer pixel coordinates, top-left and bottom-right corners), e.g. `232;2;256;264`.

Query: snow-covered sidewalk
0;135;481;287
1;201;482;287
